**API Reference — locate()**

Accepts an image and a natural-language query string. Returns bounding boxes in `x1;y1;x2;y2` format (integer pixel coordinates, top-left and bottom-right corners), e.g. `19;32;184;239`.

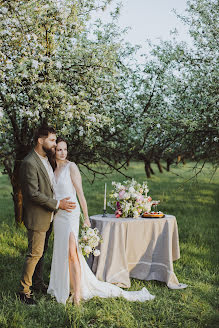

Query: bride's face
56;141;68;161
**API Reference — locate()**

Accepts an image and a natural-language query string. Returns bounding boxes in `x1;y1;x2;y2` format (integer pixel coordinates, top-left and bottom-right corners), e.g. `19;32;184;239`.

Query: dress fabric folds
47;163;155;304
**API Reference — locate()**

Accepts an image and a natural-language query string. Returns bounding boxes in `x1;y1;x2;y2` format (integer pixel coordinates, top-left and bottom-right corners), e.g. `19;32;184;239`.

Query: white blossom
84;246;92;254
93;249;100;257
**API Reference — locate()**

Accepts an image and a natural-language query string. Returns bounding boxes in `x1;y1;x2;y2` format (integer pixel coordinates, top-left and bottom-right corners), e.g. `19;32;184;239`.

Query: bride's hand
83;218;91;228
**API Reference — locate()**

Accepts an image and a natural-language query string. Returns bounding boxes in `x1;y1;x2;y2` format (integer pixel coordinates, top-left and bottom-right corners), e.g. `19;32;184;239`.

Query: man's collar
34;150;48;161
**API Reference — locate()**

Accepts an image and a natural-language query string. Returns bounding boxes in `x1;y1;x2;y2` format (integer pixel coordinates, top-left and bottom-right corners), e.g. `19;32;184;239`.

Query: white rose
129;186;135;193
124;192;130;200
84;246;92;254
116;183;122;189
93;249;100;257
87;228;95;236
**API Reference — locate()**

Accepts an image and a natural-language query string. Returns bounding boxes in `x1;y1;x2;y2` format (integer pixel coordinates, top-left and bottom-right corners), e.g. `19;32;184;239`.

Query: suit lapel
32;150;54;192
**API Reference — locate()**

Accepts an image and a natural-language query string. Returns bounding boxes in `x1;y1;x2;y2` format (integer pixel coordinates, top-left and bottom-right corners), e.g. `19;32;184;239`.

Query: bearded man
18;126;75;305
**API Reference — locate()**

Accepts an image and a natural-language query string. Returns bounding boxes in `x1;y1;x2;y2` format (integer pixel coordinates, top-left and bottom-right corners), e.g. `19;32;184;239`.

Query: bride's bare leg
69;232;81;305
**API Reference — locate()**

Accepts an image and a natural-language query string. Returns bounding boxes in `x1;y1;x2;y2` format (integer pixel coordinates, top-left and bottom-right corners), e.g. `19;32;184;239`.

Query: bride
47;137;155;305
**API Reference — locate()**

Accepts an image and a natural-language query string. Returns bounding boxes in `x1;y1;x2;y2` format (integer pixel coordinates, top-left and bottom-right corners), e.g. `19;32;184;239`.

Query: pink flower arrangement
108;179;153;219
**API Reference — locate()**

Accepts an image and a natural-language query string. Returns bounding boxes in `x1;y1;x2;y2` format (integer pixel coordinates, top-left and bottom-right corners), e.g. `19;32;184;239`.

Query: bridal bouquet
108;179;153;219
78;226;103;258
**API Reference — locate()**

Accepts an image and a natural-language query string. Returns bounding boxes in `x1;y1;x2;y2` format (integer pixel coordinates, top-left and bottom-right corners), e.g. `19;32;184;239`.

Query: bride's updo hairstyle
56;136;68;147
49;136;68;170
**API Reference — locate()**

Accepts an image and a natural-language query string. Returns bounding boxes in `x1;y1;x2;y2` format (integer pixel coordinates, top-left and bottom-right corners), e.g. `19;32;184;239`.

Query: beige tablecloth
90;214;186;289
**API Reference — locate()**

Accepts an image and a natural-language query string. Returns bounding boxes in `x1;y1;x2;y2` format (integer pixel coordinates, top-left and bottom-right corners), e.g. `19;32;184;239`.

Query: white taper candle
104;183;107;210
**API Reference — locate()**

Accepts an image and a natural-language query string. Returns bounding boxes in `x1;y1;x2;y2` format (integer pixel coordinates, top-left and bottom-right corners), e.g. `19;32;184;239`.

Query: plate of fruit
142;211;165;218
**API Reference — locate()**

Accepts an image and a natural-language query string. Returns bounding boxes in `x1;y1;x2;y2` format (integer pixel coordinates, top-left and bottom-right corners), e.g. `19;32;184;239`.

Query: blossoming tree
0;0;137;223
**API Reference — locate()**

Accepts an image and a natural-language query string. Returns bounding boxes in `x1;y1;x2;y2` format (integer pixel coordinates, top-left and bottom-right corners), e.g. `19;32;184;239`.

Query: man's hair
34;126;56;144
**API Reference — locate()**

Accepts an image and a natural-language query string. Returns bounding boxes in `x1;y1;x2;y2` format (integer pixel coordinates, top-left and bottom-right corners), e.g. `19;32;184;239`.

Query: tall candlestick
104;183;107;210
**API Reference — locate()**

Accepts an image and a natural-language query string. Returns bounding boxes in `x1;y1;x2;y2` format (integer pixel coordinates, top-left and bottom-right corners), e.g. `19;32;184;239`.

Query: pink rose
136;195;144;203
148;196;152;202
119;190;125;199
115;209;122;218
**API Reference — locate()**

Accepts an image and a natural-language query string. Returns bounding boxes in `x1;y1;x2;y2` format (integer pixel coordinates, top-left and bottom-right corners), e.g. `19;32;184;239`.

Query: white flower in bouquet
87;228;95;236
93;249;101;257
133;210;139;219
79;225;103;257
124;192;131;200
129;186;135;193
124;202;131;212
84;245;92;254
114;182;122;190
143;202;152;213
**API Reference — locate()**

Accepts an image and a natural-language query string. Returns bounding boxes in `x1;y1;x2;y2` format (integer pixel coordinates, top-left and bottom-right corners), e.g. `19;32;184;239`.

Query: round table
90;214;186;289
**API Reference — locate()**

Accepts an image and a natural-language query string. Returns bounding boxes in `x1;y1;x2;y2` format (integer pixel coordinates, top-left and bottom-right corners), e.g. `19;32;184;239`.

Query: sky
93;0;191;62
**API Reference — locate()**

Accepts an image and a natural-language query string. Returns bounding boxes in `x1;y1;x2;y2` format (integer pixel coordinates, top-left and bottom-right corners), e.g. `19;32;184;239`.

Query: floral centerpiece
108;179;153;219
79;226;103;257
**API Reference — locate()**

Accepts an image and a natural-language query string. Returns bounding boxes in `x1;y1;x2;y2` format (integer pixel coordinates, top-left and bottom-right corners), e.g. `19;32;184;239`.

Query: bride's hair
56;136;68;146
49;136;68;170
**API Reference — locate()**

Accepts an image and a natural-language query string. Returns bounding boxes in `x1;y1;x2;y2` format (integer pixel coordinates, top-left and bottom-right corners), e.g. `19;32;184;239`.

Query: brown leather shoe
18;292;36;305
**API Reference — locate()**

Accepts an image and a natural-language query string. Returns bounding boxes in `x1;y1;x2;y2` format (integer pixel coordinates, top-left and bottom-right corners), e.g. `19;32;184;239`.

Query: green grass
0;162;218;328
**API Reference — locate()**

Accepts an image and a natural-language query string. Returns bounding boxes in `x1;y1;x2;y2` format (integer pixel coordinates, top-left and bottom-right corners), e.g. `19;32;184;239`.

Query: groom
18;126;76;305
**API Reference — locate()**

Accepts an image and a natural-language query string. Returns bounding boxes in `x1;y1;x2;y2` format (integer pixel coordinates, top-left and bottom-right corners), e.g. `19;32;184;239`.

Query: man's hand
59;197;76;212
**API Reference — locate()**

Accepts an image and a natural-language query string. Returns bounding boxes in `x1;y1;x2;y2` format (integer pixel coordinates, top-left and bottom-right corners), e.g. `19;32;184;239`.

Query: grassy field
0;162;218;328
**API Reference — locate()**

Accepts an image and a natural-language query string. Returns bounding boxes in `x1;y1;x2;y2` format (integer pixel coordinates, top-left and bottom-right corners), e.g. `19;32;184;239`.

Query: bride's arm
69;162;91;227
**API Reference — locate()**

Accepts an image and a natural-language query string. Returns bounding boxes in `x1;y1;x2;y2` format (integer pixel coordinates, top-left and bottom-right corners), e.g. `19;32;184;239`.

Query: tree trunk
144;160;151;178
4;157;23;225
166;158;172;171
11;160;23;225
149;164;155;175
12;183;23;225
156;160;163;173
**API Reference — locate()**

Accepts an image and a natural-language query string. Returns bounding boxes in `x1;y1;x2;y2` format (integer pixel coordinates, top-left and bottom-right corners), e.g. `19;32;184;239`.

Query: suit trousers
20;222;53;294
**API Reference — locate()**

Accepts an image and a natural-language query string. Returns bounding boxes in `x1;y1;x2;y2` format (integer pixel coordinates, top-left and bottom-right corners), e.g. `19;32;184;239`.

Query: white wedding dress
47;163;155;304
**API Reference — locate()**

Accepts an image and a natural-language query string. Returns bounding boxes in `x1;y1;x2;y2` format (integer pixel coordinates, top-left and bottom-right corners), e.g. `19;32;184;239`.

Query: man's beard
42;145;56;157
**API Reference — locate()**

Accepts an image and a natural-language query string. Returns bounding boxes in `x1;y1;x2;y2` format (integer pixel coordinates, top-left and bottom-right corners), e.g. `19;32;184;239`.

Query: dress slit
68;231;81;296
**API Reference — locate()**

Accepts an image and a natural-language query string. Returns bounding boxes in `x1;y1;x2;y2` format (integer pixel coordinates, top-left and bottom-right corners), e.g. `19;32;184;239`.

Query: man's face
41;133;57;156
